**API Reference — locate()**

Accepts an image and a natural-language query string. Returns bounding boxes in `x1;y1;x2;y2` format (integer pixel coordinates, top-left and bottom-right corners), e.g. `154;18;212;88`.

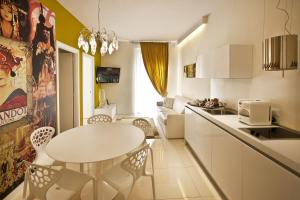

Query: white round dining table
46;123;145;163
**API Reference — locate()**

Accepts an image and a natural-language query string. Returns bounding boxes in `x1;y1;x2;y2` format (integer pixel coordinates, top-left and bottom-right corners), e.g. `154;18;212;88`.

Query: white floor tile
5;138;222;200
130;177;155;200
186;167;215;197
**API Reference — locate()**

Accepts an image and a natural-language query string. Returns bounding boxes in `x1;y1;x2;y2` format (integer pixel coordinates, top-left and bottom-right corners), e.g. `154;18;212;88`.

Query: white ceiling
57;0;217;41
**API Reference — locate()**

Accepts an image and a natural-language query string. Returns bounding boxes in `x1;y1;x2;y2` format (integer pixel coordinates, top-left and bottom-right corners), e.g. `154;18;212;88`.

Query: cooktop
239;127;300;140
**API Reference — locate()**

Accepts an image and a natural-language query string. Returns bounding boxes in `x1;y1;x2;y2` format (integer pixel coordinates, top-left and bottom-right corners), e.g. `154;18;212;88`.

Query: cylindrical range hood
262;34;298;71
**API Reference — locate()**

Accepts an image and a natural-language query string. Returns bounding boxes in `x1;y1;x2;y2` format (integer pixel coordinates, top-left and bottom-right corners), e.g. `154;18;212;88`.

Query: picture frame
184;63;196;78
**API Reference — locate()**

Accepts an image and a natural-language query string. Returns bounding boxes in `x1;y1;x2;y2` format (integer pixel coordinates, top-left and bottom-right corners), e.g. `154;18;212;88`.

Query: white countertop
186;105;300;175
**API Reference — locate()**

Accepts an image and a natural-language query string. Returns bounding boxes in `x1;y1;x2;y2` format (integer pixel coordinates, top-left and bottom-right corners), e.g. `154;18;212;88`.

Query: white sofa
156;96;191;139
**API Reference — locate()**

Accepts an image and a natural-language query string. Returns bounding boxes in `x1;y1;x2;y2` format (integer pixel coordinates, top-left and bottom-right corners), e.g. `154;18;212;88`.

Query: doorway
56;41;80;133
82;53;95;124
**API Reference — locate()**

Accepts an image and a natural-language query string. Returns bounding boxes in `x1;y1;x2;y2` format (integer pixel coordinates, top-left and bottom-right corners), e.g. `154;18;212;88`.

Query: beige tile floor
5;138;222;200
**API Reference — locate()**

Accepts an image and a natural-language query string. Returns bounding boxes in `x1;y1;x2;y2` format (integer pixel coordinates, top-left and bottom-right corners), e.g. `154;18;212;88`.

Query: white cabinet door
194;113;213;172
212;45;230;78
196;44;253;78
212;45;253;78
185;108;199;154
243;145;300;200
184;108;194;144
185;108;213;172
212;129;243;200
229;45;253;78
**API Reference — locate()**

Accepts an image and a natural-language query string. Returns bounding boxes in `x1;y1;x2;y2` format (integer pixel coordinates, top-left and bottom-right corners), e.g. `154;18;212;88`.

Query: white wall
101;42;135;115
179;0;300;130
101;42;178;114
167;43;179;97
178;24;211;99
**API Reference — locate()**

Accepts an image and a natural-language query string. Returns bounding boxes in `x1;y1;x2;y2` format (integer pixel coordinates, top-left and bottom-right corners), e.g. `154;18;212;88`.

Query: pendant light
78;0;118;56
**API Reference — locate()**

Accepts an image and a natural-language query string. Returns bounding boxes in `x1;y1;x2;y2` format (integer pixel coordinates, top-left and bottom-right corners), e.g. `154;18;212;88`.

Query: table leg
95;161;103;179
95;161;104;200
94;160;116;200
93;178;98;200
80;163;84;173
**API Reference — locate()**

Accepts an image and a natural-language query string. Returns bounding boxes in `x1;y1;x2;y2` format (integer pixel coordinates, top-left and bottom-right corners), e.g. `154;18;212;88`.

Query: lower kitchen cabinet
185;107;212;172
194;110;213;172
212;129;243;200
184;107;300;200
184;108;194;145
242;145;300;200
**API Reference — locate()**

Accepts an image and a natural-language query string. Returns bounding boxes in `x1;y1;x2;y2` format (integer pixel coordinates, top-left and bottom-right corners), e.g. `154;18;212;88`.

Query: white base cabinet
184;107;300;200
242;146;300;200
185;107;242;199
212;129;243;200
185;108;212;172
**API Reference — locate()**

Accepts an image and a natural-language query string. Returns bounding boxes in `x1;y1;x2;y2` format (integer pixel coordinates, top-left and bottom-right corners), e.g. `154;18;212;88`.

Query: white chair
132;118;152;141
85;114;112;172
23;161;96;200
87;114;112;124
24;126;65;198
30;127;63;165
124;118;152;157
102;144;155;200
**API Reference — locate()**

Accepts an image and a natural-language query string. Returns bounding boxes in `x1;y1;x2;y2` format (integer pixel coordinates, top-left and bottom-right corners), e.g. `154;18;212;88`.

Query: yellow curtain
140;42;169;97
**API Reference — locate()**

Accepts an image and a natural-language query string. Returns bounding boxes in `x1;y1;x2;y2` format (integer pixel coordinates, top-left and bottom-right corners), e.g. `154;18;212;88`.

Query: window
133;46;161;117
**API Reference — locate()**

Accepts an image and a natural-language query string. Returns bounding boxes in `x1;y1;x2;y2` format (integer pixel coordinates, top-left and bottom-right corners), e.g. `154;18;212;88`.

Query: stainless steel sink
204;108;237;115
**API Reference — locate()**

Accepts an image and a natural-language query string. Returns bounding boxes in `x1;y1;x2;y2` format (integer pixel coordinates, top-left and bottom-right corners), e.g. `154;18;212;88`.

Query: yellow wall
39;0;101;125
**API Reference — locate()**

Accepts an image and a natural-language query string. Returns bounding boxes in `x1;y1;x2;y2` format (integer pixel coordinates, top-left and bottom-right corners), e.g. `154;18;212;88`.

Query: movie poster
0;0;56;198
29;0;56;129
0;37;29;126
0;0;30;42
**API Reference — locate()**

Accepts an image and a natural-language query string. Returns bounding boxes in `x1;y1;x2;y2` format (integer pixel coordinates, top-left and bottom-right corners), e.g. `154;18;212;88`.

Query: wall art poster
0;37;29;126
0;0;56;198
0;0;30;42
29;0;56;129
184;63;196;78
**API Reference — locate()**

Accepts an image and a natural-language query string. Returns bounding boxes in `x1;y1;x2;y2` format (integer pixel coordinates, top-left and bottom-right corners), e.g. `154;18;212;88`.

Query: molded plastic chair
132;118;152;141
102;144;155;200
125;118;152;157
87;114;112;124
84;114;113;172
30;126;62;166
24;126;65;198
23;161;96;200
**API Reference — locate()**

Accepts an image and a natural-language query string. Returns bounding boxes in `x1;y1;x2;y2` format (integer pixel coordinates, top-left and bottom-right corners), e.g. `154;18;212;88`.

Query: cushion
162;97;174;109
157;106;172;113
173;98;186;114
158;109;177;125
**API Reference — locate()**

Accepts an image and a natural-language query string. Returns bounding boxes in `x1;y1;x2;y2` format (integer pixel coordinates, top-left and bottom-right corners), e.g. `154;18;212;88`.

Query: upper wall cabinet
196;44;253;79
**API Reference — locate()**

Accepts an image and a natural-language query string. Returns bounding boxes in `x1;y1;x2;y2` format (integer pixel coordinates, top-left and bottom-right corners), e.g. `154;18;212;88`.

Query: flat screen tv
96;67;120;83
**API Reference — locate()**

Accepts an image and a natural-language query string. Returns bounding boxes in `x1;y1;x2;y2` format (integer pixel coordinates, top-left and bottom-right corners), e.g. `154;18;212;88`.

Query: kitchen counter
185;104;300;176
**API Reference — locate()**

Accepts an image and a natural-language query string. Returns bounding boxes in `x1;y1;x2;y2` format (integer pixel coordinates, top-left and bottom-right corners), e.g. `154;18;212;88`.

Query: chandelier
77;0;118;56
